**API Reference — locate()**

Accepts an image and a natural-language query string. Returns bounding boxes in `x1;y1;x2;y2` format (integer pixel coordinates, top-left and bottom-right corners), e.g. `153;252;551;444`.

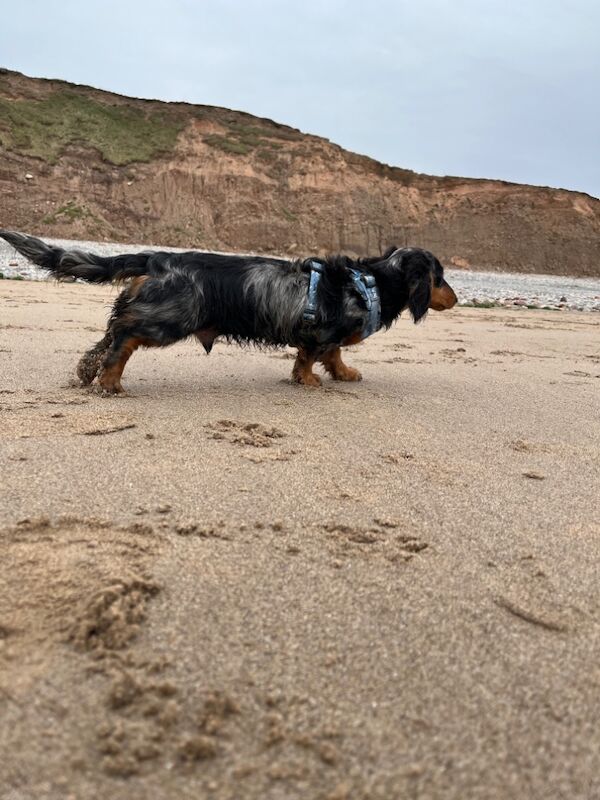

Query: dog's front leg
292;347;322;387
320;346;362;382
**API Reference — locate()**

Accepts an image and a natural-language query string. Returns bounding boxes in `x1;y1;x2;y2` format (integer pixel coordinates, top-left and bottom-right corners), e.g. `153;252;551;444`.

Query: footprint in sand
509;439;551;454
205;419;286;448
0;516;241;779
381;356;430;364
322;520;428;565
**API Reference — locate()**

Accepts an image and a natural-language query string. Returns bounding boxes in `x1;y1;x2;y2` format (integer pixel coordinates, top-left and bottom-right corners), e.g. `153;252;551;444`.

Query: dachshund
0;231;457;393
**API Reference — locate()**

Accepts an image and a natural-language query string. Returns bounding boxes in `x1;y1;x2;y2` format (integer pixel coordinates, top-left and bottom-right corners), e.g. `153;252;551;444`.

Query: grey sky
2;0;599;197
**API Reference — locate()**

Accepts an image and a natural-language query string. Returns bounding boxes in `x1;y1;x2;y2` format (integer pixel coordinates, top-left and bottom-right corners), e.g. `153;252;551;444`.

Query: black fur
0;230;455;391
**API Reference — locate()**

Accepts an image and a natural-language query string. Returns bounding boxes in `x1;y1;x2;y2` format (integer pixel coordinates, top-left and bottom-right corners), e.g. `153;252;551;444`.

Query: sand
1;279;599;800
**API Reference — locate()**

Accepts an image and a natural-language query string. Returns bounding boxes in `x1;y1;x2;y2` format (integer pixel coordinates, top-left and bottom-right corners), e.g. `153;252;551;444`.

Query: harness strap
302;261;382;340
302;260;323;323
348;268;382;339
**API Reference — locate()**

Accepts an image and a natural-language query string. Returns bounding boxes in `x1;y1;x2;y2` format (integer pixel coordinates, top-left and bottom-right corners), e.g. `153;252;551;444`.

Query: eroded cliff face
1;69;598;275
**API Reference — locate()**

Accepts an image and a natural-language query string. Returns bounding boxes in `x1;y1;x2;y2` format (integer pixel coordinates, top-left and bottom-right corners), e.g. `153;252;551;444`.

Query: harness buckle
362;274;377;289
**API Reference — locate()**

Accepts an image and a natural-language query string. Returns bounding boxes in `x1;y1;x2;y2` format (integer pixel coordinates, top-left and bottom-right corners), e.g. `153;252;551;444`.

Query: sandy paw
333;367;362;382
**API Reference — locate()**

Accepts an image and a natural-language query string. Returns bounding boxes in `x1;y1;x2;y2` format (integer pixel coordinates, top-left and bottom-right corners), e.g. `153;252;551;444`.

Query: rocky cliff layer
1;69;598;275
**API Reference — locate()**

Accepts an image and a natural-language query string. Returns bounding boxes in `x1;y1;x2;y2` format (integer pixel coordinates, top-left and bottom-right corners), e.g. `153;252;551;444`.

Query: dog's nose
446;285;458;308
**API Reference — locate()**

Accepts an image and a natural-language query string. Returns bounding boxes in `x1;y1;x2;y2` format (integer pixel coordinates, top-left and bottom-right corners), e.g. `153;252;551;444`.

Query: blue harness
302;260;381;340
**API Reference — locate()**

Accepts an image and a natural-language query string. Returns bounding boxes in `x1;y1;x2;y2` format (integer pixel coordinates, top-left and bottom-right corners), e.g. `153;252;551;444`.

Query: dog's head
381;247;457;322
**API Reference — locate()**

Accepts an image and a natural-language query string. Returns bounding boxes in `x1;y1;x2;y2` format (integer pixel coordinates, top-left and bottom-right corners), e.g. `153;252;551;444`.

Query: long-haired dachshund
0;231;457;393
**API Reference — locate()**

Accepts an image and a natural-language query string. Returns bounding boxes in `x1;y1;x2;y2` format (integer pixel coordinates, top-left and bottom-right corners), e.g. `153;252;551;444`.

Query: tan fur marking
129;276;149;297
320;347;362;382
98;336;156;394
292;348;321;387
340;331;364;347
430;281;458;311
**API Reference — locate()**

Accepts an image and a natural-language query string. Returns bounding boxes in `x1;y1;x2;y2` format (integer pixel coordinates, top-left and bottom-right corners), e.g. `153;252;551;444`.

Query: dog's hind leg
98;334;156;394
320;346;362;382
77;332;113;386
76;285;134;387
292;347;322;387
97;274;202;393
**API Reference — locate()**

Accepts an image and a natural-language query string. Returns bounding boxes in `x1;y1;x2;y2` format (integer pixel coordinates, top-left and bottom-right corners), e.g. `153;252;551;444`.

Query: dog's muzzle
430;279;458;311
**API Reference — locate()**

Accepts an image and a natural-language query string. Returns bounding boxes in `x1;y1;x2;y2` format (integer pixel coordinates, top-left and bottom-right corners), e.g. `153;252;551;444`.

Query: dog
0;231;457;393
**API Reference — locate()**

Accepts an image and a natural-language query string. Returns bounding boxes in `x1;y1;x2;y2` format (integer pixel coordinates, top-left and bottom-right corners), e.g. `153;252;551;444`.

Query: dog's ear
381;244;399;259
407;259;432;323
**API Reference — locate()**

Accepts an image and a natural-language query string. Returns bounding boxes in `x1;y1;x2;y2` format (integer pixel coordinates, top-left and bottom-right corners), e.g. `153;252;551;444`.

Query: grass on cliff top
203;119;302;156
0;91;184;165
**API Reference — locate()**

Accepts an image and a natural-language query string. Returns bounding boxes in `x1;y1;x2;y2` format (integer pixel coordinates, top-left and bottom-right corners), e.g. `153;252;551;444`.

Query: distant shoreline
1;236;599;312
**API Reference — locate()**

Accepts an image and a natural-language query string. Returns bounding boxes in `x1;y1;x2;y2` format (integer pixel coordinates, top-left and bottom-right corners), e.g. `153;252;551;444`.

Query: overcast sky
1;0;599;197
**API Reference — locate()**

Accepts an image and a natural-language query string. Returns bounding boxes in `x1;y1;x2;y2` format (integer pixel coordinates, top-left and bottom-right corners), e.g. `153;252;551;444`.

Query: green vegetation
41;200;90;225
255;148;277;162
227;123;263;147
203;119;302;156
280;206;298;222
228;122;298;143
0;81;305;169
0;91;184;165
203;134;253;155
56;200;85;220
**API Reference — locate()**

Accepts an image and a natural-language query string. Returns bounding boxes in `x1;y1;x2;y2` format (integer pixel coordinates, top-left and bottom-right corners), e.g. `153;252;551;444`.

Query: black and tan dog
0;231;457;393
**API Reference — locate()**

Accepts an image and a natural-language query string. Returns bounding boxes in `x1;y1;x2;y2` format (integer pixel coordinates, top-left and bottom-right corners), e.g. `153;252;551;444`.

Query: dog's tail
0;230;153;283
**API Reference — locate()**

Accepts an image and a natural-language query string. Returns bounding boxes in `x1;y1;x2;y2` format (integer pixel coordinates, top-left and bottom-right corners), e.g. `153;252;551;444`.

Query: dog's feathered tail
0;230;152;283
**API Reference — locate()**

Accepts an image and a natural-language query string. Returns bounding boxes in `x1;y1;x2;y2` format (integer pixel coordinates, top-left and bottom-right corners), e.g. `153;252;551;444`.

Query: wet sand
1;279;599;800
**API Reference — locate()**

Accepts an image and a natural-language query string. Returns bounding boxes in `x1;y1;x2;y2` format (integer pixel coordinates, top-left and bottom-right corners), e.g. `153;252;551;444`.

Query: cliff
1;69;598;276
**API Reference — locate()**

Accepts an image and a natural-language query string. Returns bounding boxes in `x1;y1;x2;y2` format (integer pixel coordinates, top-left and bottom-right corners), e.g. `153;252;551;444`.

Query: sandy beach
1;278;599;800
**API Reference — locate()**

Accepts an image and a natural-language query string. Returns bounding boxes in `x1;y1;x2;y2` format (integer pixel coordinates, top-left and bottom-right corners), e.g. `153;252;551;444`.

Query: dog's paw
335;367;362;382
77;360;102;386
294;373;322;388
97;382;127;396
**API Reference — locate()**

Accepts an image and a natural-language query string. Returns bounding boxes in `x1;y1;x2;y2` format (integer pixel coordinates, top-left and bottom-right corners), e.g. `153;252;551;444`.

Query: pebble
448;268;600;312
